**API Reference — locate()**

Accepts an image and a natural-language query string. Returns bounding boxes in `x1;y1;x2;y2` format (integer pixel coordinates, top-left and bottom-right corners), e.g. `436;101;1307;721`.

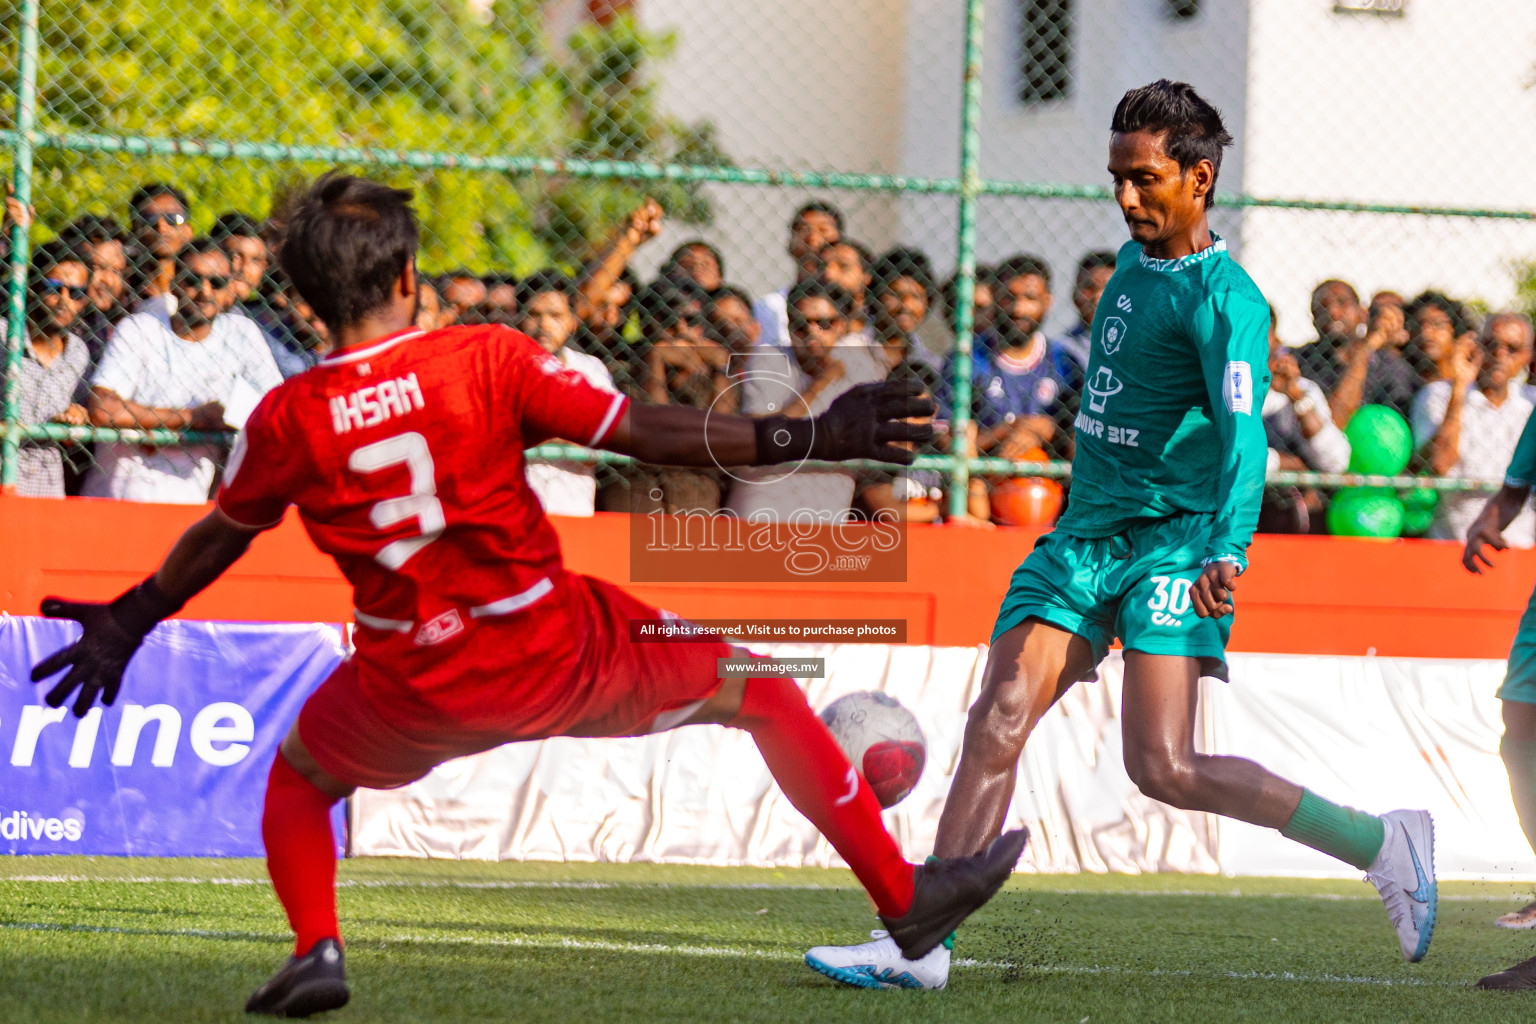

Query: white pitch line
0;875;841;892
0;875;1522;902
0;920;1453;988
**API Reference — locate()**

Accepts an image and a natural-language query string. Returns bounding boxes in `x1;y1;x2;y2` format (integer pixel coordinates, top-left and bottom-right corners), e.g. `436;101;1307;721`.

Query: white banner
351;647;1531;879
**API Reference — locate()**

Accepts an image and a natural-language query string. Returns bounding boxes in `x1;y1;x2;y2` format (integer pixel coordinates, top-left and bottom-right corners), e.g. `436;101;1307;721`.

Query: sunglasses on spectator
175;271;230;290
790;315;841;331
135;211;189;228
37;278;87;299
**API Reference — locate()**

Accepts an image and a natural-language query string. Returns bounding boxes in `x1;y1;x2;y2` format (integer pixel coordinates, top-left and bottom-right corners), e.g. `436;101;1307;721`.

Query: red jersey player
31;174;1025;1018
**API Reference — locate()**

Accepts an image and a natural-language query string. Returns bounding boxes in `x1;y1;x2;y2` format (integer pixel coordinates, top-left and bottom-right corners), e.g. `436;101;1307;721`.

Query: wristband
753;415;814;466
108;577;185;638
1200;553;1247;575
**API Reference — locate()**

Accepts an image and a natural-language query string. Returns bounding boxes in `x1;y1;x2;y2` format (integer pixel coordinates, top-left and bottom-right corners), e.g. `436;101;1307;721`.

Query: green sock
925;856;957;950
1501;735;1536;852
1280;789;1386;871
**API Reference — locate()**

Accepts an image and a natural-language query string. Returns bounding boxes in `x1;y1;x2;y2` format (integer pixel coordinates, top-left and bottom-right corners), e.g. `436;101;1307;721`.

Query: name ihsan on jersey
330;373;426;435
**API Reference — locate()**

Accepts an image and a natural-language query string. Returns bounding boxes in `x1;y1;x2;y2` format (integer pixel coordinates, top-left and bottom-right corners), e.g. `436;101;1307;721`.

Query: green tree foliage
0;0;719;272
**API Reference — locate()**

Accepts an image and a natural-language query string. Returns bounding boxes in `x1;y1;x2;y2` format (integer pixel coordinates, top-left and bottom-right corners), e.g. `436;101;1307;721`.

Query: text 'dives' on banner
0;616;346;856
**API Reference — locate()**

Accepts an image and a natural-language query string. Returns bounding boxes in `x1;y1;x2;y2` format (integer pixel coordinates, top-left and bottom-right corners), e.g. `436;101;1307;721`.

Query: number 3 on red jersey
348;431;445;570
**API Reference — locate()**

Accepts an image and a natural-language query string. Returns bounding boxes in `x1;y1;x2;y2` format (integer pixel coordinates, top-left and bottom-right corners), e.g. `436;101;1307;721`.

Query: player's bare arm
30;509;267;716
603;380;935;468
1191;560;1239;619
1463;483;1531;574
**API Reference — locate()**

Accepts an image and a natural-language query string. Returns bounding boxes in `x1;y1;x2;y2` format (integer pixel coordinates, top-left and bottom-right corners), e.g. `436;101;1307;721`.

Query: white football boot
804;929;950;990
1366;809;1437;962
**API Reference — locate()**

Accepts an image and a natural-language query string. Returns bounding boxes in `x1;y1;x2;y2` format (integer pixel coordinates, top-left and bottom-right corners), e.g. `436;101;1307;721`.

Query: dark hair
828;238;873;274
709;284;754;313
1110;80;1233;209
792;200;845;234
941;264;999;321
1076;250;1117;278
179;235;224;260
638;276;709;337
666;239;725;280
444;267;481;282
60;214;125;247
870;247;937;304
995;253;1053;291
515;268;576;310
481;271;517;288
128;182;189;215
278;173;419;331
1312;278;1360;307
1407;290;1474;339
31;238;87;278
787;276;855;320
209;212;263;244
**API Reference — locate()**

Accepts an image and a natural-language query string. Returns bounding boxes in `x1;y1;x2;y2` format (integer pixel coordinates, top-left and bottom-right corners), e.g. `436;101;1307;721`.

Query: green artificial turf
6;857;1536;1022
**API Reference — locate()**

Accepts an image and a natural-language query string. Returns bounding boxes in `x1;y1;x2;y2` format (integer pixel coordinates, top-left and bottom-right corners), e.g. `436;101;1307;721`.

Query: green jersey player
1463;398;1536;989
805;80;1436;992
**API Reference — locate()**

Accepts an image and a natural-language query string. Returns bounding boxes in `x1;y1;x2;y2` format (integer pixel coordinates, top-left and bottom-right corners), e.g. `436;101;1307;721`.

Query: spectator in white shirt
519;269;619;517
1413;313;1536;545
752;201;843;353
84;238;282;503
727;278;887;522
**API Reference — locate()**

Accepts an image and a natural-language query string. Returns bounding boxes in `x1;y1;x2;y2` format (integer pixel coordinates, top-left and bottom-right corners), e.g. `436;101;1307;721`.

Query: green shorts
992;512;1231;670
1499;586;1536;704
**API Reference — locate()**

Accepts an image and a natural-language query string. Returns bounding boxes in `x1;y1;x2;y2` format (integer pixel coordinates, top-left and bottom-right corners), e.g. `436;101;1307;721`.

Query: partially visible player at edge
1463;417;1536;988
805;80;1437;991
28;174;1027;1018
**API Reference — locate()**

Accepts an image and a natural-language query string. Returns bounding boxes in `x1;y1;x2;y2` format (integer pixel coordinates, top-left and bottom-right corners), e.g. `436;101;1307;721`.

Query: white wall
633;0;1536;340
1242;0;1536;341
897;0;1252;336
631;0;912;298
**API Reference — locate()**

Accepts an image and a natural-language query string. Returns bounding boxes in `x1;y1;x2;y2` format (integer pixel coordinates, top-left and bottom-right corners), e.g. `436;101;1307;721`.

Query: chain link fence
1;0;1533;537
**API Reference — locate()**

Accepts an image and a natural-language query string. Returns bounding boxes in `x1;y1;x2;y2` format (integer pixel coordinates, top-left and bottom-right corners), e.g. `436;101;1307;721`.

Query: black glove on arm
30;577;185;717
753;379;937;467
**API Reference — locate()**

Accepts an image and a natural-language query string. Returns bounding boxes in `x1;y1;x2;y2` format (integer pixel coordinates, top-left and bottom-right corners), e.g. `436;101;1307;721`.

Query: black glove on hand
30;578;183;717
753;379;937;466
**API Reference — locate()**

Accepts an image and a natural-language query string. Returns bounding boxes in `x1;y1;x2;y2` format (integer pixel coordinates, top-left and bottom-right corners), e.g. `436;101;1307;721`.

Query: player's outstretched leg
245;749;351;1018
1119;652;1436;963
802;621;1084;990
1496;698;1536;928
726;675;1026;987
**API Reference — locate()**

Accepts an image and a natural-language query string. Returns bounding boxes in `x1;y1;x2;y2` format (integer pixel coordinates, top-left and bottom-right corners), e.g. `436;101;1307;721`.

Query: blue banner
0;616;347;856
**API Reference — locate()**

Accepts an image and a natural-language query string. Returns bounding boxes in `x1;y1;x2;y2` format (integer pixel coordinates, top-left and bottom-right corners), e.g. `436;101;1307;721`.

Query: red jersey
217;324;628;643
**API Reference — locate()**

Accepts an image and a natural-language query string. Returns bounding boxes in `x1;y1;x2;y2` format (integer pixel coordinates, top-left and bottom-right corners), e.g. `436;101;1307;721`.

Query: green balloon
1327;487;1406;538
1345;405;1413;476
1401;486;1439;512
1402;505;1435;536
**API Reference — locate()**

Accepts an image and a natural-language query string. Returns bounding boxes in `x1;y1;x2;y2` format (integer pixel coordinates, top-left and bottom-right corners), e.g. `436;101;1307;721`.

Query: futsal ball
819;691;927;808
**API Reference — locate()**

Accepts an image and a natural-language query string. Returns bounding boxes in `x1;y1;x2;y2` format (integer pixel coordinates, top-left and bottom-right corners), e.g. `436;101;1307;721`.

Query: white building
620;0;1536;341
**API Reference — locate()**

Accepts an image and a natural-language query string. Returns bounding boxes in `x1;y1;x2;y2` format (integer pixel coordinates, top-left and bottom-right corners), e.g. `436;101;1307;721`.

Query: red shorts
297;571;731;790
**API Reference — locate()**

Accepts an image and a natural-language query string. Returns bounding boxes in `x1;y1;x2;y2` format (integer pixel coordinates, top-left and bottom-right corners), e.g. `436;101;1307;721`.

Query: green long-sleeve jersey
1057;235;1272;571
1505;413;1536;488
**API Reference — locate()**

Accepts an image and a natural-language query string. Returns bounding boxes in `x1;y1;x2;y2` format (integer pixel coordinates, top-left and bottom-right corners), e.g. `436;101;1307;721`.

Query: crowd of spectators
9;184;1534;544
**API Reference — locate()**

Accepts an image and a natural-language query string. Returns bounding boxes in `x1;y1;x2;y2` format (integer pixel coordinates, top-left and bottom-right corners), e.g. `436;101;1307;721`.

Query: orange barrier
0;494;1529;658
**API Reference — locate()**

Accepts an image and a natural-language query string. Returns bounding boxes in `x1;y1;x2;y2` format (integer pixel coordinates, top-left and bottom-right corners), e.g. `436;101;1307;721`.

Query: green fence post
1;0;38;492
947;0;984;520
